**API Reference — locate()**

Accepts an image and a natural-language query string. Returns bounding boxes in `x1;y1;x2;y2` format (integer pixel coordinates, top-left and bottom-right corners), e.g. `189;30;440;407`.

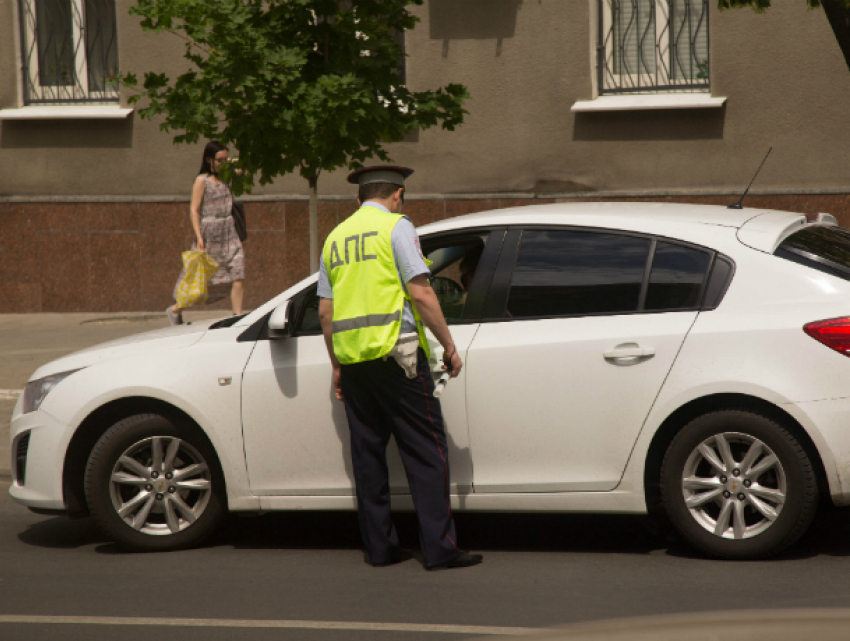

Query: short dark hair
359;181;402;203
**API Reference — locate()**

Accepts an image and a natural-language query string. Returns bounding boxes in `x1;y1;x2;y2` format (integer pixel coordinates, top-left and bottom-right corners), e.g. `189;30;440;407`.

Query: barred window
18;0;119;104
598;0;709;95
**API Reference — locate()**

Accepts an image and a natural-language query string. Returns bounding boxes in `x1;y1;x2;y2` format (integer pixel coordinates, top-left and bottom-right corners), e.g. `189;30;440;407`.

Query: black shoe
369;549;413;567
426;552;483;571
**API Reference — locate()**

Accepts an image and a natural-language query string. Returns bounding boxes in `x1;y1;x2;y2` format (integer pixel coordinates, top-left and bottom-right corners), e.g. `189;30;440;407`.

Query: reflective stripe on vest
322;206;431;365
332;311;401;334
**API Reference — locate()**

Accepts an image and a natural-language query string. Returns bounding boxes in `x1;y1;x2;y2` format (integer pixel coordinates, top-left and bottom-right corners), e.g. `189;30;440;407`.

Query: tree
121;0;469;272
719;0;850;73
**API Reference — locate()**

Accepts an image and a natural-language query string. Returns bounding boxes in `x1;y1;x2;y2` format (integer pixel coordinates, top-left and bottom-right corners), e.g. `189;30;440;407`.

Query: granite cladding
0;194;848;313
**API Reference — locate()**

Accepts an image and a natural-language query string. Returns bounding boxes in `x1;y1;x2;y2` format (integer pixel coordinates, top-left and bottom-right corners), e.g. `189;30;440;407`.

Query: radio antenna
728;147;772;209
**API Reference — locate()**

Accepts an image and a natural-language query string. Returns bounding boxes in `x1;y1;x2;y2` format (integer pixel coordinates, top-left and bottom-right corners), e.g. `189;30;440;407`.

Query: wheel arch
62;397;228;517
643;393;829;519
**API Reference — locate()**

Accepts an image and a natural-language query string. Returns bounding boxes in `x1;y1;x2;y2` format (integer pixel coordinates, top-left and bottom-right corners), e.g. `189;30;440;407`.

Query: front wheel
84;414;225;551
660;410;818;559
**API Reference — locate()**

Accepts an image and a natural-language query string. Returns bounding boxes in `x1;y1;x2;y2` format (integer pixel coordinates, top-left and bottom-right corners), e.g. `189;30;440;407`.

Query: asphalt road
7;483;850;641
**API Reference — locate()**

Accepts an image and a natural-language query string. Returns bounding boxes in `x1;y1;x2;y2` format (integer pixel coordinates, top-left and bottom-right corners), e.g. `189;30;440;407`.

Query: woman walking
168;141;245;324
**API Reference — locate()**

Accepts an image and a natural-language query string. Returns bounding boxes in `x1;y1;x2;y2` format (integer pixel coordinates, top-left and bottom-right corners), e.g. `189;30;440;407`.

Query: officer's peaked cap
347;165;414;187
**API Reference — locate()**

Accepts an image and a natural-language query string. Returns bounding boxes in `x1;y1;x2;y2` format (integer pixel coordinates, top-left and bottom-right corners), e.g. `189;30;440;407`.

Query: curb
80;315;169;325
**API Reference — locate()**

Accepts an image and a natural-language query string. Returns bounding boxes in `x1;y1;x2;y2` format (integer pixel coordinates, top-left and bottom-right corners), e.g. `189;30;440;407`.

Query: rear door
466;228;714;492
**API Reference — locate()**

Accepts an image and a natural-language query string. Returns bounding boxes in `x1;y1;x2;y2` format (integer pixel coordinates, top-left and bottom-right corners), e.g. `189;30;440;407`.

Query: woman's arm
190;175;205;251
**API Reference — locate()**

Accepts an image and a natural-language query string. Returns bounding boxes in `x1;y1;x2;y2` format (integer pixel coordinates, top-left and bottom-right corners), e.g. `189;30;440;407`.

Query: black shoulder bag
231;200;248;242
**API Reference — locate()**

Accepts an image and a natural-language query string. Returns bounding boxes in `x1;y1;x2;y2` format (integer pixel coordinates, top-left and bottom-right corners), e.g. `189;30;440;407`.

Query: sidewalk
0;310;231;480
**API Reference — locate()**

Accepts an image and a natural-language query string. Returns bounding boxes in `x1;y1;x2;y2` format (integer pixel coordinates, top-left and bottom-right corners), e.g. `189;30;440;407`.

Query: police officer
318;166;483;570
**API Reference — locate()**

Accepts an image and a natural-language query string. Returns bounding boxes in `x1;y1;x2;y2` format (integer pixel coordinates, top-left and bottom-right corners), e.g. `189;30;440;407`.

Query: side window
293;285;322;335
644;242;712;311
506;230;651;318
425;237;488;324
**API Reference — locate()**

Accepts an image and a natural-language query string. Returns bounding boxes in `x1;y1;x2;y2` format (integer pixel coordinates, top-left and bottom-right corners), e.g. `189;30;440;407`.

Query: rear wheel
660;410;818;559
84;413;225;551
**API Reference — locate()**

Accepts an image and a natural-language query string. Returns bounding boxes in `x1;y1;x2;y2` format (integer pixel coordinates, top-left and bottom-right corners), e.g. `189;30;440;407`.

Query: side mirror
268;301;292;339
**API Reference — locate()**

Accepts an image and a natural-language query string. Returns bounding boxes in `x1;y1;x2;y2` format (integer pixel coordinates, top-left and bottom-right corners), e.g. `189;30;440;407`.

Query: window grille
18;0;119;104
598;0;710;95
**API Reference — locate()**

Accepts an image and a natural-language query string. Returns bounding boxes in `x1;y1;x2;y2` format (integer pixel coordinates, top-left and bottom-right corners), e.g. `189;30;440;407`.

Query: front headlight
22;369;82;414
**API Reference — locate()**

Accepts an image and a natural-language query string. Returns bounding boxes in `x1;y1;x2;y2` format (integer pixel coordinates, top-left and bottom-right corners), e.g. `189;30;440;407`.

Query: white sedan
10;202;850;559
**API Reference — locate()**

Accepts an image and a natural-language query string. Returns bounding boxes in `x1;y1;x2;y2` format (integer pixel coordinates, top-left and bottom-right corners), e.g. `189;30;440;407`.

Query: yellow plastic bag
174;250;219;308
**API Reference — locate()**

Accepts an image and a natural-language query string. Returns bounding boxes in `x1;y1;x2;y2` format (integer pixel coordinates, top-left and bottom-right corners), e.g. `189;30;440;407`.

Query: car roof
418;202;807;248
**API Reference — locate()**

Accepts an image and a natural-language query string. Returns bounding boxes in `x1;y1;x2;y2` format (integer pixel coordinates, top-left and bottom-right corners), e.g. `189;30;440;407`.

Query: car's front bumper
8;398;70;511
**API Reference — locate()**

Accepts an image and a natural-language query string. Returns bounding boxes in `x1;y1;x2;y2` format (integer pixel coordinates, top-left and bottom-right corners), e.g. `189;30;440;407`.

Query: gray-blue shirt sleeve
317;254;333;299
391;218;430;283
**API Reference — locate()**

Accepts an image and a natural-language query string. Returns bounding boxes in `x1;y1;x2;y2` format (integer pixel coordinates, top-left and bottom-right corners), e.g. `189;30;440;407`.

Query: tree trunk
309;176;319;274
823;0;850;73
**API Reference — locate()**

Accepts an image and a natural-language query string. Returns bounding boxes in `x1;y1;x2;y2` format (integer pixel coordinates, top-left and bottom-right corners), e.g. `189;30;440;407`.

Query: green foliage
119;0;469;195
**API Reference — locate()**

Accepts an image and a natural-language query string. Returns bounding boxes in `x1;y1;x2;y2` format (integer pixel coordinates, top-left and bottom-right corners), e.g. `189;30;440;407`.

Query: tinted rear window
506;230;652;317
775;226;850;281
645;242;712;311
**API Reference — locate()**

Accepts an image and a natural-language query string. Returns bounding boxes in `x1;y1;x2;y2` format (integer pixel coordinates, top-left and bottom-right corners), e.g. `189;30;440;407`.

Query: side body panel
621;245;850;504
10;325;259;511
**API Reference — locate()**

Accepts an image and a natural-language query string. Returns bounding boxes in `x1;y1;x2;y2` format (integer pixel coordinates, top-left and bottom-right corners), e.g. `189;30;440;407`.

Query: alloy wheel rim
681;431;787;540
109;436;212;536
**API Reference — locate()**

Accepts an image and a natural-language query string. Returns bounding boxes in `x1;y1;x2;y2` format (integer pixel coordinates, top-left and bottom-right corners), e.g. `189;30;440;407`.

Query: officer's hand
332;366;344;401
443;349;463;378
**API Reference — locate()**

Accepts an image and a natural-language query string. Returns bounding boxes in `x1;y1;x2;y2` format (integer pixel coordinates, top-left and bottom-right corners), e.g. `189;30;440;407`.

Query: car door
239;227;505;497
466;228;714;493
240;284;361;496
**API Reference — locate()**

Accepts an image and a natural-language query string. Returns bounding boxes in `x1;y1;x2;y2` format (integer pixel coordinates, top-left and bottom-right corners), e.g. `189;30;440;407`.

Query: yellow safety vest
322;206;430;365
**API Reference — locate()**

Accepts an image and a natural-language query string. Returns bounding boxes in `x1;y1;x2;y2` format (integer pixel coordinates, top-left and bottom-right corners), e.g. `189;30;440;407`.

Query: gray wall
1;0;848;198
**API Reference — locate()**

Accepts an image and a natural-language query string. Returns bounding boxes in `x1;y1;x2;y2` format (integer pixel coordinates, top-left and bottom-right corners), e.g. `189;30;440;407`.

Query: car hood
29;320;217;381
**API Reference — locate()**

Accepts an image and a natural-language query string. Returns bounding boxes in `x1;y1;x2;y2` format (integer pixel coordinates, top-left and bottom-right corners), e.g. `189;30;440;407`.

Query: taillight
804;317;850;356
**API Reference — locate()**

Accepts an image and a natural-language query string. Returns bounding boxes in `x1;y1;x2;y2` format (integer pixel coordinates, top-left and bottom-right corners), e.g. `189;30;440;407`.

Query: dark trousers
340;348;459;567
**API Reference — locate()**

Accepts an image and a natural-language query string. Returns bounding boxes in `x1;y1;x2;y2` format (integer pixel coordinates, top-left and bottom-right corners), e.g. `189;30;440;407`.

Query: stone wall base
2;193;849;313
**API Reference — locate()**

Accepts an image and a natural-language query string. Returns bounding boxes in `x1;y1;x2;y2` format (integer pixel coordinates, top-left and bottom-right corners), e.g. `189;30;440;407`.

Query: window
391;26;406;85
598;0;709;95
506;230;652;318
18;0;119;104
645;242;712;310
292;285;323;336
426;238;487;324
775;226;850;283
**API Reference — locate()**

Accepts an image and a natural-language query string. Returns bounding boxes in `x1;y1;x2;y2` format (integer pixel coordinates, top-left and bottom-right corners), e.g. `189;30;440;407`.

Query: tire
660;410;817;560
84;413;226;552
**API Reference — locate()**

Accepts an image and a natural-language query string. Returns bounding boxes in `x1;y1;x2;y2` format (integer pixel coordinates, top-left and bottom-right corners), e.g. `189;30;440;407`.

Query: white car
10;202;850;559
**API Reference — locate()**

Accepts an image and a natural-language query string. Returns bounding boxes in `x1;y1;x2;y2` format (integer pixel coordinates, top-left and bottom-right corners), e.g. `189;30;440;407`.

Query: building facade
1;0;849;312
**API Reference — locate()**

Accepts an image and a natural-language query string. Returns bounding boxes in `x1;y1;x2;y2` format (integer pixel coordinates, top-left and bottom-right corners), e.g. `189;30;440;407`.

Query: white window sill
0;106;133;120
571;94;727;113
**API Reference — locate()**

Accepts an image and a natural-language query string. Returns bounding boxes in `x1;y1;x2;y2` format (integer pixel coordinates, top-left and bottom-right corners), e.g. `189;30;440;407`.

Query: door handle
603;345;655;359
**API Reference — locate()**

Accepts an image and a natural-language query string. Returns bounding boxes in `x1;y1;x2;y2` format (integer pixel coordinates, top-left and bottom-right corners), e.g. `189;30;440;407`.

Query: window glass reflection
645;242;711;310
507;230;651;317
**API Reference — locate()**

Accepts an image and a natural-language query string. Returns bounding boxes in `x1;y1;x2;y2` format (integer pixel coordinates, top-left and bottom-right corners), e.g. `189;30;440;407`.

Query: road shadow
17;514;110;549
18;501;850;561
